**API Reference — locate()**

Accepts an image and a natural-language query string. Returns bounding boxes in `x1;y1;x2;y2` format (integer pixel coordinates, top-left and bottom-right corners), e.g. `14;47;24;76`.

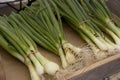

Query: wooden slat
0;55;6;80
68;54;120;80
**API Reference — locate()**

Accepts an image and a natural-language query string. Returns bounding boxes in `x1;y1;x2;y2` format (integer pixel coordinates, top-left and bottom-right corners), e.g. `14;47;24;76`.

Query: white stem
105;19;120;38
80;24;108;51
62;42;81;64
84;30;108;50
80;32;100;54
84;38;107;60
92;36;108;50
87;39;100;54
98;37;116;52
25;58;41;80
63;42;82;55
35;52;59;75
106;28;120;45
58;47;68;68
65;48;76;64
29;53;44;75
80;32;107;60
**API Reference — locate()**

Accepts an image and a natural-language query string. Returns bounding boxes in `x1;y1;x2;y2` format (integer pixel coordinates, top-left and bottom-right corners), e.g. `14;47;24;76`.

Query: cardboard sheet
0;54;5;80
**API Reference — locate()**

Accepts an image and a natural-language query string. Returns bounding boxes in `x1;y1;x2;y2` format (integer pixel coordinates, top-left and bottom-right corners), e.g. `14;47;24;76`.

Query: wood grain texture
0;55;6;80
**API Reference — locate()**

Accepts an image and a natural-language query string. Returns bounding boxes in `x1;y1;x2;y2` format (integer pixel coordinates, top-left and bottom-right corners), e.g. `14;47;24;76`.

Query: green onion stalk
8;0;85;68
0;27;40;80
52;0;117;60
0;17;59;77
79;0;120;53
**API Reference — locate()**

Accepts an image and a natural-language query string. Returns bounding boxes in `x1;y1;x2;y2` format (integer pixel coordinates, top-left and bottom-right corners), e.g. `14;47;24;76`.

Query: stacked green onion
0;14;59;80
51;0;119;60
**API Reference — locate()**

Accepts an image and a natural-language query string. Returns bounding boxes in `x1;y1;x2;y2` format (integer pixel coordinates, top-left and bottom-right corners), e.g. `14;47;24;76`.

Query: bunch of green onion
8;0;86;68
79;0;120;53
0;15;59;80
51;0;119;60
0;34;41;80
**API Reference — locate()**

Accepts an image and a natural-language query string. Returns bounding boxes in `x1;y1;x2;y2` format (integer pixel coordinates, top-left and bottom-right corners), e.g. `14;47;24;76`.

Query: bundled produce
0;15;59;80
7;0;90;69
79;0;120;51
51;0;119;60
0;34;41;80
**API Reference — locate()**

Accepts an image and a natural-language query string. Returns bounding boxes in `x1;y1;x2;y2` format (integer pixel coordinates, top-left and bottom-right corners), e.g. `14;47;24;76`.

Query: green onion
0;31;40;80
0;17;45;76
0;15;59;77
52;0;117;60
7;0;86;68
79;0;120;52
